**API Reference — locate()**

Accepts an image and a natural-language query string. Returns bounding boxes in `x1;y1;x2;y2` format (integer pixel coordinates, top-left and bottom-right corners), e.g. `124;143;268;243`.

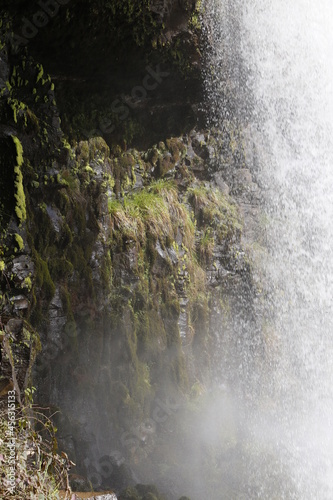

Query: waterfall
205;0;333;497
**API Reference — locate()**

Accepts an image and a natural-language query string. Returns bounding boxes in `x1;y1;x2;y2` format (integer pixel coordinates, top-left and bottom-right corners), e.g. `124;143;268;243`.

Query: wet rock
0;52;9;91
206;261;231;287
90;239;108;286
235;168;253;185
155;240;166;261
95;495;117;500
132;172;143;191
12;295;29;311
233;168;260;203
167;246;179;265
46;205;63;234
78;495;117;500
5;318;23;337
239;203;262;248
48;287;67;347
178;296;189;342
213;172;230;196
70;474;93;492
12;255;34;282
0;124;17;137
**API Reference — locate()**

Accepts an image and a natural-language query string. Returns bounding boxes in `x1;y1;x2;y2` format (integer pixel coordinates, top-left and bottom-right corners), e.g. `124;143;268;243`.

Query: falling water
205;0;333;498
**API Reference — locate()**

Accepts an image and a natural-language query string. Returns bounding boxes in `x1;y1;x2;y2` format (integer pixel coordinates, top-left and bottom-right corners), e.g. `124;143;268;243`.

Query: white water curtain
205;0;333;497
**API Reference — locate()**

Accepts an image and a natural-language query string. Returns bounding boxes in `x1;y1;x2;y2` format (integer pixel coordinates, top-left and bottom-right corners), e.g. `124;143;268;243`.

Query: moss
59;286;76;329
57;189;71;212
56;172;68;187
187;184;241;241
23;276;32;291
197;227;214;264
48;257;74;281
84;164;94;174
36;64;44;83
109;188;174;246
9;98;26;124
89;136;110;159
119;483;166;500
107;167;217;399
26;108;40;132
160;281;180;322
59;223;73;248
76;141;90;166
155;155;173;178
62;138;72;153
109;179;196;260
34;252;56;302
119;487;140;500
67;244;94;296
59;169;78;191
14;233;24;252
12;136;26;224
166;137;186;162
150;180;195;250
100;250;112;291
189;0;202;30
30;205;55;254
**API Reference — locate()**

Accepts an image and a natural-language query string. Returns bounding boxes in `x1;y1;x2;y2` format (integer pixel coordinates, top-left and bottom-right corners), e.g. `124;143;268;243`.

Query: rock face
0;2;268;499
69;492;117;500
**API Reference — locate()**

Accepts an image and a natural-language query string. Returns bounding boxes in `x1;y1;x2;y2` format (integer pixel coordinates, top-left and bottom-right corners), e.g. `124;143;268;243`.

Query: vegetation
197;227;215;264
187;184;241;243
109;180;195;251
109;190;172;246
0;391;73;499
12;136;26;224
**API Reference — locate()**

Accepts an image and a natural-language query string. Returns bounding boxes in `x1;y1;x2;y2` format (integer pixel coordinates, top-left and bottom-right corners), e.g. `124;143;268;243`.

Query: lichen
36;64;44;84
23;276;32;291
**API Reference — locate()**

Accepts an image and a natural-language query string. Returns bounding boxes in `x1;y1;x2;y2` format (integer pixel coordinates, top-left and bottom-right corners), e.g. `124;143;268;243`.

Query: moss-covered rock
0;3;267;499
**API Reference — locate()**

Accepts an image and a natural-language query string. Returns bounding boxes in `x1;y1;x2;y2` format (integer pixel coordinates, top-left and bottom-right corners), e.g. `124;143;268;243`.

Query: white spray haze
205;0;333;497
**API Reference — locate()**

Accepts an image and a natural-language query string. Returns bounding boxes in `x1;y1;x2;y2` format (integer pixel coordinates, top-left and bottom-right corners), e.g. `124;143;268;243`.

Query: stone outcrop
0;2;268;499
